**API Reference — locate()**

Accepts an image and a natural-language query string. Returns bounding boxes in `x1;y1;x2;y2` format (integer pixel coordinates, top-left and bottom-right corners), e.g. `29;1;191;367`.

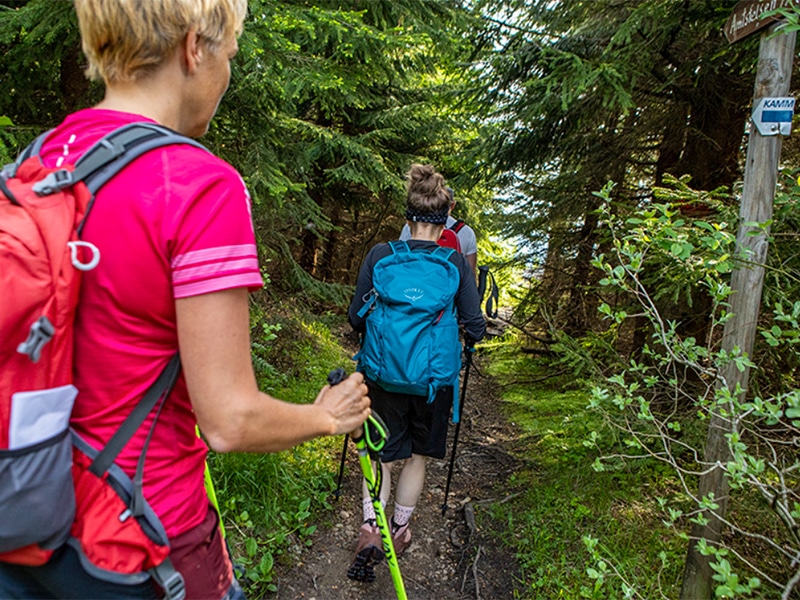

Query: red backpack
437;219;466;252
0;123;203;599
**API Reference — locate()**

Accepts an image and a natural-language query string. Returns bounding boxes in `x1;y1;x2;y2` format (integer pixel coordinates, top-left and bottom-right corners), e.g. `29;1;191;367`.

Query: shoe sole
347;545;385;583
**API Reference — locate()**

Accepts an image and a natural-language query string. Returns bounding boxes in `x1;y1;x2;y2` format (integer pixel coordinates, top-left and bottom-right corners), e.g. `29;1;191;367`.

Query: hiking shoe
391;521;412;557
347;522;385;583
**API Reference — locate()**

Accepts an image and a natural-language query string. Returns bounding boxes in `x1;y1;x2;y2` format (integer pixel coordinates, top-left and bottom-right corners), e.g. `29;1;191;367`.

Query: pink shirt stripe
173;257;260;284
175;273;266;299
171;243;258;269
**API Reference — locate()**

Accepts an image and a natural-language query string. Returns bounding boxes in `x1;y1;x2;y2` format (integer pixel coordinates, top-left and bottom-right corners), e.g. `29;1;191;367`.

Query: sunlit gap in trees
493;172;550;282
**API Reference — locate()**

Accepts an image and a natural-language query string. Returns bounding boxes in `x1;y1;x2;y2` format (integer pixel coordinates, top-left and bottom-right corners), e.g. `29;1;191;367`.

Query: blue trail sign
751;97;795;135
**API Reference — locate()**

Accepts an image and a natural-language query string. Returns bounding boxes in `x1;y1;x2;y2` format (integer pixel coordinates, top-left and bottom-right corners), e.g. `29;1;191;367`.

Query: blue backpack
355;241;465;421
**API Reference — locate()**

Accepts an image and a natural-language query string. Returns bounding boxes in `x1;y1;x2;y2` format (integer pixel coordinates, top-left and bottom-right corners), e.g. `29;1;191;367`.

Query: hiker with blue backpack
0;1;370;599
346;163;486;583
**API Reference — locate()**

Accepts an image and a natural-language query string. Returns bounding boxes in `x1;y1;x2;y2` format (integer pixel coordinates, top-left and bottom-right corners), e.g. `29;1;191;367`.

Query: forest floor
271;334;526;600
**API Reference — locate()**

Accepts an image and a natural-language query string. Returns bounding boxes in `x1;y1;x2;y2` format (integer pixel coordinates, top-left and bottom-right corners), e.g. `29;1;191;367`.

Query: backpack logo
404;287;425;301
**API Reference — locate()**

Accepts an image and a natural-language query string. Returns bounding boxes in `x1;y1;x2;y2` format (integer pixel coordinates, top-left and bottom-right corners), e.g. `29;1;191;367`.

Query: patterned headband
405;206;448;224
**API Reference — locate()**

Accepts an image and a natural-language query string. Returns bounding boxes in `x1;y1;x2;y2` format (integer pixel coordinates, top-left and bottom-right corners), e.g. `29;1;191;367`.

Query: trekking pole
204;460;226;538
327;369;408;600
333;434;349;500
334;334;362;500
197;426;226;538
441;343;475;516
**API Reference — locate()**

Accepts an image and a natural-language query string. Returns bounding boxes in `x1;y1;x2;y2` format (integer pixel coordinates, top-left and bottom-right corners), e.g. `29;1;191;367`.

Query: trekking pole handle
327;368;362;441
327;372;406;599
327;370;387;456
327;367;347;386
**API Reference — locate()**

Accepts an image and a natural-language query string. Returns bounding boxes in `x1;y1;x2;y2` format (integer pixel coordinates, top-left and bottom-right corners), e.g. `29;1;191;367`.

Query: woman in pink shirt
0;1;370;599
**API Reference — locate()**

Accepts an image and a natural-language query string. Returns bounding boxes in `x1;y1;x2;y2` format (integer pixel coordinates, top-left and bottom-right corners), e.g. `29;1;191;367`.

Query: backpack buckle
1;162;16;180
31;169;74;196
17;316;55;363
357;289;378;318
152;560;186;600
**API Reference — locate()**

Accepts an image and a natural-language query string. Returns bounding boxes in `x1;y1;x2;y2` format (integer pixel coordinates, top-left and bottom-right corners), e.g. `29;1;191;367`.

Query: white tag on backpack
9;385;77;449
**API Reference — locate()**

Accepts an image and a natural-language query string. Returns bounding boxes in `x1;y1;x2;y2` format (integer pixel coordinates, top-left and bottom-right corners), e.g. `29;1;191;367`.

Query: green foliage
471;0;757;336
695;541;762;599
0;0;494;305
579;182;800;598
483;333;685;599
0;0;101;133
755;169;800;397
212;444;334;594
211;0;489;301
0;116;19;165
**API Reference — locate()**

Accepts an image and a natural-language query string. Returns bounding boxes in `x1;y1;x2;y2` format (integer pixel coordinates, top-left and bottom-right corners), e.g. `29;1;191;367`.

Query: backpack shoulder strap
19;129;53;166
388;240;410;254
88;353;181;478
0;176;18;206
432;245;456;260
77;123;207;195
87;353;181;518
1;129;54;181
25;123;206;235
30;123;206;198
450;219;466;233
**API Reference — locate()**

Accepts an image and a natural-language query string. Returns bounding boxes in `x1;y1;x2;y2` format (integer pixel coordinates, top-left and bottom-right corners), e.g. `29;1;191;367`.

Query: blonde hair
405;163;450;214
73;0;248;84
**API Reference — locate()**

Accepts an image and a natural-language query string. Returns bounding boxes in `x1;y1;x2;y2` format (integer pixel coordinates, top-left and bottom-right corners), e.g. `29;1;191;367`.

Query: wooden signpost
681;2;797;598
723;0;800;43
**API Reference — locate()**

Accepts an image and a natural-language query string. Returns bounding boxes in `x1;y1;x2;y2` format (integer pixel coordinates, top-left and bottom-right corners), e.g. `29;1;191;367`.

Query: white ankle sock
392;503;415;530
363;497;376;523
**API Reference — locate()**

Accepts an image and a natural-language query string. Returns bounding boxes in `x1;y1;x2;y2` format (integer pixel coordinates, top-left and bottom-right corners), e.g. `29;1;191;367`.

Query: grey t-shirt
399;215;477;256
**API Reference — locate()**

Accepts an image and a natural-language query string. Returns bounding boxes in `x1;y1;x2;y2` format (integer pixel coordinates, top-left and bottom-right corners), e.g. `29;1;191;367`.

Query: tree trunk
320;204;341;282
676;81;749;191
299;226;318;277
346;208;361;278
656;103;689;186
680;23;796;599
563;203;599;336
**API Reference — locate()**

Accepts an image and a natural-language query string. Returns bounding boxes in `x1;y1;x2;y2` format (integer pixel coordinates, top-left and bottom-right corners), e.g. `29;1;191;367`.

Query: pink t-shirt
39;108;264;537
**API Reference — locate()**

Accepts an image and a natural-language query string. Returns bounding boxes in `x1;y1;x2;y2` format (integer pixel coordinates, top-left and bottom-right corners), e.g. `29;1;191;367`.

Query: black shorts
366;379;453;462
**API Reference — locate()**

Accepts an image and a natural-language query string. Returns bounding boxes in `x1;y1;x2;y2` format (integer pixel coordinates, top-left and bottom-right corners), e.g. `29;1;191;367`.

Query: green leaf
259;552;274;576
246;537;258;557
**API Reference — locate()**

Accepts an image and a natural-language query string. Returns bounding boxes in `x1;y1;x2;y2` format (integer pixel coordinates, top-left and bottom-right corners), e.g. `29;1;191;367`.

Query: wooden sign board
724;0;800;44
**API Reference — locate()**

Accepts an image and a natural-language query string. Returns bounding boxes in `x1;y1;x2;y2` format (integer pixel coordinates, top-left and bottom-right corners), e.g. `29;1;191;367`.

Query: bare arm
176;288;370;454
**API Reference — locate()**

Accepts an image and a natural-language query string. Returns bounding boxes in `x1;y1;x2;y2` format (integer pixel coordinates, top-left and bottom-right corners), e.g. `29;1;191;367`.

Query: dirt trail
271;351;525;600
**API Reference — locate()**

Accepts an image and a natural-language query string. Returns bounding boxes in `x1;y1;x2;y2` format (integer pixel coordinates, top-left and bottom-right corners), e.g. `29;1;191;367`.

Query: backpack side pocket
0;385;77;563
